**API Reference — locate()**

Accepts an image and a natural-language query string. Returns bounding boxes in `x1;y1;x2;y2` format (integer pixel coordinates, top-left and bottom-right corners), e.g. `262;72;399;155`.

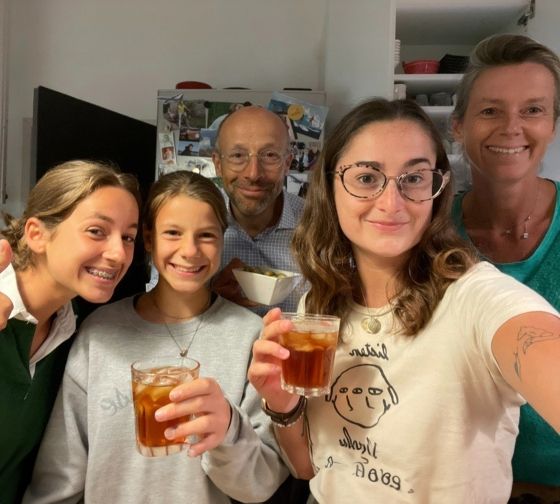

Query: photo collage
156;91;328;196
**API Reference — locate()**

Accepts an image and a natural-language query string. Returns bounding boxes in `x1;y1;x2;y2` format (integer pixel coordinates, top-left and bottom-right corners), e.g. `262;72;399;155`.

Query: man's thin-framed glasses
219;149;287;172
335;162;450;202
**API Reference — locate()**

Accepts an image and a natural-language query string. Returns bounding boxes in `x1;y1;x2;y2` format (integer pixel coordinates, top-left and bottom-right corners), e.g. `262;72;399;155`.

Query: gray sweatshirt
24;295;288;503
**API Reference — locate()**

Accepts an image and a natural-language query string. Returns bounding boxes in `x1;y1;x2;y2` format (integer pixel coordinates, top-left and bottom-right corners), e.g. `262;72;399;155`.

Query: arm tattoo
513;326;559;379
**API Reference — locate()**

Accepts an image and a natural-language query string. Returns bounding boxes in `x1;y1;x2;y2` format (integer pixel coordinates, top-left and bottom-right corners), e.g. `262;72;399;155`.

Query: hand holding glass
131;356;200;457
279;313;340;397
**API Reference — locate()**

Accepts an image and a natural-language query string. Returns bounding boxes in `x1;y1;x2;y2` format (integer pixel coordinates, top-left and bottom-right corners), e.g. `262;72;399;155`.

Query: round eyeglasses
335;162;450;202
219;149;287;172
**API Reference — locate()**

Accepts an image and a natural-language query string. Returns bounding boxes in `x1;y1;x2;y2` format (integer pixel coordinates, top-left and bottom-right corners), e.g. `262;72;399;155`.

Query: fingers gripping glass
336;162;450;202
219;149;287;172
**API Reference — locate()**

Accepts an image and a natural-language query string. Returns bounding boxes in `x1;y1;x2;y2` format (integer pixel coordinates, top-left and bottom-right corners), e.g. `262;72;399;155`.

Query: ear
24;217;50;254
212;152;223;177
451;117;464;144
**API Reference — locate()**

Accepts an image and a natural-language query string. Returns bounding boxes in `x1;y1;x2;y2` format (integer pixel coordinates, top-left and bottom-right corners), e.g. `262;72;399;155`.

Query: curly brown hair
1;160;141;271
292;98;477;335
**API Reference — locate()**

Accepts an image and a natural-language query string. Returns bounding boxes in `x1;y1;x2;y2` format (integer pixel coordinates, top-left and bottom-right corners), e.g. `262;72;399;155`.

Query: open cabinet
393;0;531;191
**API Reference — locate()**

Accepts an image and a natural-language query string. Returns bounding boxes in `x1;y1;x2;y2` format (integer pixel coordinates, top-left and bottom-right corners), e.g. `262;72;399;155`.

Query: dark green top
0;319;73;504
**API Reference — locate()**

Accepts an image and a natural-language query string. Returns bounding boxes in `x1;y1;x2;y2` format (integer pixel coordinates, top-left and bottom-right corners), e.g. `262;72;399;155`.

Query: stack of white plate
394;39;401;70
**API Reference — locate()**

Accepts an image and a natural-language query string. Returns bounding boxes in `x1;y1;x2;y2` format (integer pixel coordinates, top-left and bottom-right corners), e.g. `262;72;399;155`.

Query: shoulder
80;296;136;330
285;191;305;214
447;262;555;313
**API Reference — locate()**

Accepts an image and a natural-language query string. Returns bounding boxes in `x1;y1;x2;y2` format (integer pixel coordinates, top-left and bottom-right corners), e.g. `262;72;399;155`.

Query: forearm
273;414;314;479
203;402;289;502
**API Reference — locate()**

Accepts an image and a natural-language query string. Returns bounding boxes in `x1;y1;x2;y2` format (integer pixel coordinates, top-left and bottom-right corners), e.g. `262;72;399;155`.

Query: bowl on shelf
233;266;301;305
403;60;440;74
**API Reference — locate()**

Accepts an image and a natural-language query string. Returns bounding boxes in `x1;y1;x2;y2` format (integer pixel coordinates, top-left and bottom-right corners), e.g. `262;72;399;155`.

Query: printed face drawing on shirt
326;364;399;428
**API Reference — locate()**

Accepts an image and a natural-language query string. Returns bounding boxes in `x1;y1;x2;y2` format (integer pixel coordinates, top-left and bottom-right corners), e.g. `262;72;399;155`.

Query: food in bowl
242;266;287;278
233;267;301;305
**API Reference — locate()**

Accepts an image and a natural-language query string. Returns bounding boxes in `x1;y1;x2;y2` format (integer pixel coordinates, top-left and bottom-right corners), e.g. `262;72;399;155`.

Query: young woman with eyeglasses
248;98;560;503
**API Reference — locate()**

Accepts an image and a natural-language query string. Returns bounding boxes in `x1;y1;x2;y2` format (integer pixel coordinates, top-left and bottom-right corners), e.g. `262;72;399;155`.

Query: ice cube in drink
131;357;199;457
280;314;339;397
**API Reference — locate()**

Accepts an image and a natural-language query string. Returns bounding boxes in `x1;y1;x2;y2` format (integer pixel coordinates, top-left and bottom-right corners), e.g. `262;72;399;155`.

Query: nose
243;154;263;180
180;235;200;258
501;111;522;135
104;235;128;264
376;178;405;212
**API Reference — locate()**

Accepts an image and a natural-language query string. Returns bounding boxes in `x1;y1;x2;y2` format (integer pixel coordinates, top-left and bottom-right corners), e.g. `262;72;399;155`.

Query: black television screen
31;86;157;310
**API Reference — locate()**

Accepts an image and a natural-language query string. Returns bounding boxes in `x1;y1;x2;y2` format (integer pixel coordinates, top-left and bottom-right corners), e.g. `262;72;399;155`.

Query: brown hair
453;33;560;123
292;98;477;335
1;160;141;271
143;170;227;235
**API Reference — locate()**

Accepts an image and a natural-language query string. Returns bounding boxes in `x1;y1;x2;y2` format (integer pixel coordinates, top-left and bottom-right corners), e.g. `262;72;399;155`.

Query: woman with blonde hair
451;33;560;501
0;160;141;503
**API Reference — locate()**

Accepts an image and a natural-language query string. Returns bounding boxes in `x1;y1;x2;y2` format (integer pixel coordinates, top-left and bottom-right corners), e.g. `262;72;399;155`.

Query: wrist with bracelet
261;396;307;428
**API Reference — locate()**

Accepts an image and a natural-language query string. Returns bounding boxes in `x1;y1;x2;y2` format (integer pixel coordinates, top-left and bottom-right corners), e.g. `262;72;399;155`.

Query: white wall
5;0;329;215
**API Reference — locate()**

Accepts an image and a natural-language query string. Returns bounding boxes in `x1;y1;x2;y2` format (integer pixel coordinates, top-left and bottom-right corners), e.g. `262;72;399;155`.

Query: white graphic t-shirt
304;262;557;504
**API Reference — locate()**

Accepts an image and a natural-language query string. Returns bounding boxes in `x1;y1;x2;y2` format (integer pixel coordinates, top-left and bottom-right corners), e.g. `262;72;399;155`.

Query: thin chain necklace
359;285;394;335
150;294;210;357
504;182;539;240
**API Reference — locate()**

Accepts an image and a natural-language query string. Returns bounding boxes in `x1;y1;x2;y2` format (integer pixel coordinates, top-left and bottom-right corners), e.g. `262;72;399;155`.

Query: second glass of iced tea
280;313;340;397
131;356;200;457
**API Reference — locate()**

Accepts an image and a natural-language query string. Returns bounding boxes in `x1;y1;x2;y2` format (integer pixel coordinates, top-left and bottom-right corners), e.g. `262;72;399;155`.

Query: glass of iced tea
280;313;340;397
131;356;200;457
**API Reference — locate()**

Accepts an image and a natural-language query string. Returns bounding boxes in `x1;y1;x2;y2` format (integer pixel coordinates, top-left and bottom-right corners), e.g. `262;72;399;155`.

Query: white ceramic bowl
233;267;301;305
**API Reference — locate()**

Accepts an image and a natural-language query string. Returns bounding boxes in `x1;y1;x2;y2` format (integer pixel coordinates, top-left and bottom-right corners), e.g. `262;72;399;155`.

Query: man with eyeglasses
211;106;306;315
211;107;310;504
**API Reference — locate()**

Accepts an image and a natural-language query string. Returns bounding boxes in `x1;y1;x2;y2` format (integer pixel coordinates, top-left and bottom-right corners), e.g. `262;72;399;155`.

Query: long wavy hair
292;98;477;335
1;160;141;271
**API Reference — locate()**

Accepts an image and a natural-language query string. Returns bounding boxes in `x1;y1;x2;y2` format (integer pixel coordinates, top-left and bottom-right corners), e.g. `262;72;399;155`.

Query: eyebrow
477;96;549;105
355;158;431;170
228;142;282;150
92;213;138;230
403;157;433;169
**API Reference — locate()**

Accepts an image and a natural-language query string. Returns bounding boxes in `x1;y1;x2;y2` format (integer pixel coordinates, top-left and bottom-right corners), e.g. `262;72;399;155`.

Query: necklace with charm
359;286;394;335
150;295;210;357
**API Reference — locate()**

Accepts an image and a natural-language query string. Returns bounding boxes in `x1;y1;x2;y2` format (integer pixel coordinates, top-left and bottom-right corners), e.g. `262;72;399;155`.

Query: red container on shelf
402;60;440;74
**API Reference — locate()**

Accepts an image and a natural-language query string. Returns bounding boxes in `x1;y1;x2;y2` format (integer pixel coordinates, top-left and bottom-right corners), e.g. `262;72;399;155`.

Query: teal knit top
452;180;560;486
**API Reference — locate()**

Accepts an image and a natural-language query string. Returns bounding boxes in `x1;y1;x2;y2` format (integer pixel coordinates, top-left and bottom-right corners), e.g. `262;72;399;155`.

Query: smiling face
334;119;436;270
453;62;556;184
213;107;291;232
40;186;139;304
145;195;223;299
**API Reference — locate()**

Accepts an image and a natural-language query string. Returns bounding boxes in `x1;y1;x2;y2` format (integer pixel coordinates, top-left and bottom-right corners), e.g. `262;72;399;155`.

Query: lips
369;220;408;232
85;267;117;281
171;263;205;274
486;145;528;155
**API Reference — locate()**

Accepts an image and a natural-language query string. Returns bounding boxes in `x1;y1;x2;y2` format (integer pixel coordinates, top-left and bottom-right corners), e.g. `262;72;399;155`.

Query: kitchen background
1;0;559;216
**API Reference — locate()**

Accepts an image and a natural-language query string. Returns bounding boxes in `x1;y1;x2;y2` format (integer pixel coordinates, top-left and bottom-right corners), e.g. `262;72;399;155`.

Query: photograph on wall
206;100;253;130
268;92;328;141
289;140;321;172
177;140;199;156
198;128;218;157
158;132;177;166
286;171;309;198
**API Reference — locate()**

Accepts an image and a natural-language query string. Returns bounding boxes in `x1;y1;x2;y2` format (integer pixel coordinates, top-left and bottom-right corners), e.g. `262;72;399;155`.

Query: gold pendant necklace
150;295;210;357
359;285;394;335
